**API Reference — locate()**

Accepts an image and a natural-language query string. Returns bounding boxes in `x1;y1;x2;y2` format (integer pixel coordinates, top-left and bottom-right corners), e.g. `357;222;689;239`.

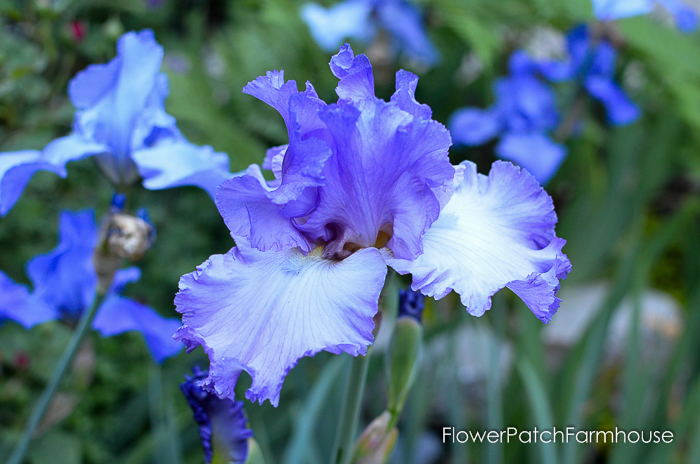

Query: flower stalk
331;350;372;464
5;290;106;464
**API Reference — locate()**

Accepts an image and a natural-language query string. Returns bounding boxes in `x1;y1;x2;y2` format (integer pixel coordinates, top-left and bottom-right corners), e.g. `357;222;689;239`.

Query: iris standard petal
133;139;234;199
584;76;640;125
92;295;182;362
174;244;387;406
448;108;501;146
386;161;570;322
301;0;375;52
329;44;375;102
216;166;314;253
26;210;98;317
0;271;58;328
300;98;454;260
391;70;432;120
376;0;439;65
495;132;567;185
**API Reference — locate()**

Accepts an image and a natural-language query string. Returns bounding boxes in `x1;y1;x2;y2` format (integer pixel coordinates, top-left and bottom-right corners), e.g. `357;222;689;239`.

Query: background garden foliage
1;0;700;462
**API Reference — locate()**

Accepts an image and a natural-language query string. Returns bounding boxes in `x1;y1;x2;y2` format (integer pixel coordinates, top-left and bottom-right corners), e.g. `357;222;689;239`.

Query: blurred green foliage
1;0;700;463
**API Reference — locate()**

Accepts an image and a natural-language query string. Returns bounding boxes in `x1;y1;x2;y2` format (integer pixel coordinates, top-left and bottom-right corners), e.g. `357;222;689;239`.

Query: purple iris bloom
0;30;234;216
449;51;567;184
181;366;253;464
301;0;439;65
174;44;570;407
592;0;698;32
0;210;182;362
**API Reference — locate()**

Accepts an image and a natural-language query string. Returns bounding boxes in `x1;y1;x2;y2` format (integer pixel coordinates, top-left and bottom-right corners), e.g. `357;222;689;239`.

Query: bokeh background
2;0;700;463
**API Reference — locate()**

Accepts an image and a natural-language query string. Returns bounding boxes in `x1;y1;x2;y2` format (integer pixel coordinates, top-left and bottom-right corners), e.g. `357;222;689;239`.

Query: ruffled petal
376;0;439;66
262;145;287;180
242;70;301;129
216;165;313;253
495;132;567;184
92;295;182;363
584;76;640;125
174;244;387;406
391;70;432;120
329;44;375;102
300;98;454;260
0;271;58;328
448;108;501;146
301;0;375;51
133;139;235;199
386;161;570;322
26;210;98;317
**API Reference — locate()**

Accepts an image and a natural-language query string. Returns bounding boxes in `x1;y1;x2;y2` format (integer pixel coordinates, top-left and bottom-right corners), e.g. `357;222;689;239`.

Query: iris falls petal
386;161;570;323
174;244;387;406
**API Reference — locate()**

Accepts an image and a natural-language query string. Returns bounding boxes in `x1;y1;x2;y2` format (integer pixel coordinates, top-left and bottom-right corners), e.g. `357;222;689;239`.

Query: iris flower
592;0;698;32
175;45;570;406
181;366;253;464
0;210;182;362
449;51;566;184
301;0;439;65
550;25;640;126
0;30;233;216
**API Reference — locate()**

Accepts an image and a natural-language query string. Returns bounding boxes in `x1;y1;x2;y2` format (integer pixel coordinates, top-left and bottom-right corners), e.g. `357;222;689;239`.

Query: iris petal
495;132;567;185
386;161;570;322
299;97;454;260
0;271;58;328
26;210;98;317
133;139;234;199
174;244;387;406
92;295;182;363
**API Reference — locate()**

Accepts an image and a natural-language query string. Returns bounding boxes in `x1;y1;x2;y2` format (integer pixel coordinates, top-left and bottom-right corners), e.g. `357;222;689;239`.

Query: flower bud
351;411;398;464
386;289;424;415
93;210;154;293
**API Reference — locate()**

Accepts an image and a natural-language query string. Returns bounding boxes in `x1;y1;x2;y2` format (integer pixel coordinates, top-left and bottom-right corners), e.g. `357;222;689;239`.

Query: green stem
330;350;372;464
5;291;106;464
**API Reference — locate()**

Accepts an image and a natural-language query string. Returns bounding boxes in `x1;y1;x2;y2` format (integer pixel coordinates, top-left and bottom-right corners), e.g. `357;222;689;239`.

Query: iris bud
351;411;398;464
386;289;424;417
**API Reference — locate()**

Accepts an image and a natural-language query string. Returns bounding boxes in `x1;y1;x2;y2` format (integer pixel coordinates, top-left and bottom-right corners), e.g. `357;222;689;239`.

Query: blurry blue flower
301;0;439;65
449;51;567;184
553;25;641;126
592;0;698;32
174;44;570;407
0;30;235;216
181;366;253;464
0;210;181;362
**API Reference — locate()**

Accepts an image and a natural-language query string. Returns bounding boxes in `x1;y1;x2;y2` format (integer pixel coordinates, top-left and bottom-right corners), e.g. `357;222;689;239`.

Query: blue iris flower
450;24;640;184
592;0;698;32
449;51;567;184
174;44;570;407
551;25;641;126
301;0;439;65
0;210;182;363
181;366;253;464
0;30;235;216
